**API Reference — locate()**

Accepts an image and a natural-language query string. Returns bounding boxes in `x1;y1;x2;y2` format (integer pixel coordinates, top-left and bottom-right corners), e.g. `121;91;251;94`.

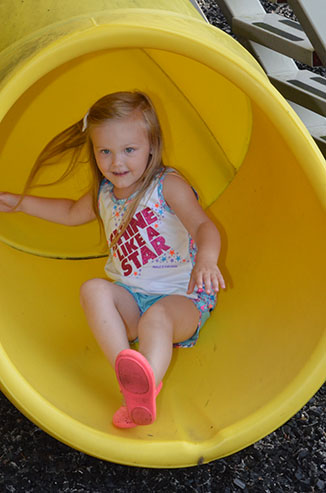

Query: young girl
0;91;225;428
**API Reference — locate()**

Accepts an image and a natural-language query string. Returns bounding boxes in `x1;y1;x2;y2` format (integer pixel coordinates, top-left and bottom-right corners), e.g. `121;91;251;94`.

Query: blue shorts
115;282;216;348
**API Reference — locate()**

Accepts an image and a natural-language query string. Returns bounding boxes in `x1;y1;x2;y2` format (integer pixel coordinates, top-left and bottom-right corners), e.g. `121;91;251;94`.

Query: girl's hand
187;260;226;295
0;192;21;212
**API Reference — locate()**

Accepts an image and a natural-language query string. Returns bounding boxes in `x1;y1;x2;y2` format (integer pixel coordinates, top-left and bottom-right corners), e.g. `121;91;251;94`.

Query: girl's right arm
0;191;96;226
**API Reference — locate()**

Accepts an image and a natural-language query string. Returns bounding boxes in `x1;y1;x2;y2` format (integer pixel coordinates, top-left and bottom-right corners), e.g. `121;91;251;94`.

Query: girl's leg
80;278;141;367
137;295;200;385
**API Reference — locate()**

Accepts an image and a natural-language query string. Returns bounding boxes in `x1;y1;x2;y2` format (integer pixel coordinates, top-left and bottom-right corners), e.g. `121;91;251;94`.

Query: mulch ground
1;386;325;492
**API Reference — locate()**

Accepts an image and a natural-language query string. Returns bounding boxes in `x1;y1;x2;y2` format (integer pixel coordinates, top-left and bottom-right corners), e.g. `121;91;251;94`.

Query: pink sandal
112;406;137;429
112;382;163;429
115;349;159;426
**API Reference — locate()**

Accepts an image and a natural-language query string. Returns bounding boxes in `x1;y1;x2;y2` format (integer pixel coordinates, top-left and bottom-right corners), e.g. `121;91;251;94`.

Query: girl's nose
112;153;122;166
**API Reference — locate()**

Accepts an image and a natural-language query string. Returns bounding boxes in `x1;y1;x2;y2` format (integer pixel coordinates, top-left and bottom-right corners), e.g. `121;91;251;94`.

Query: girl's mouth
112;171;129;176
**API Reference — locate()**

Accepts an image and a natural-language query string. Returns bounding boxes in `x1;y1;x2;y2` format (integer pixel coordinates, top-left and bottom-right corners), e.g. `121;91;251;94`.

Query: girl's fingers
189;267;226;295
217;270;226;290
0;193;19;212
202;272;213;294
211;275;220;293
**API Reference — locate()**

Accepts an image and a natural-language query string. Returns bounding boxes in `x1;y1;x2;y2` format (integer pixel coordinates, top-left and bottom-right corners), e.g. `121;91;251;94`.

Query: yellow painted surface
0;0;325;467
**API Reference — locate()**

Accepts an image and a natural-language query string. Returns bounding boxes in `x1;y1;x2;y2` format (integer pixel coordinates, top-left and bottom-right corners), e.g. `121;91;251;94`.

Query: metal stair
218;0;321;66
287;0;326;66
215;0;326;156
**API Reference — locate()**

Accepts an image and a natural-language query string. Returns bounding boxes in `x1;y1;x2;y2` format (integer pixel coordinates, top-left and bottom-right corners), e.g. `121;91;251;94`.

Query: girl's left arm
163;174;226;295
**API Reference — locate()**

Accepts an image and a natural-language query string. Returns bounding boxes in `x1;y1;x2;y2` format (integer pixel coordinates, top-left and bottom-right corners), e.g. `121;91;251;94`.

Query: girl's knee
142;302;170;323
80;278;108;304
140;303;174;337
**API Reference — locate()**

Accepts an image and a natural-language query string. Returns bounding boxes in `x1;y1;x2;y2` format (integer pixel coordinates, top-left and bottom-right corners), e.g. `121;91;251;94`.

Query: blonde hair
22;91;166;250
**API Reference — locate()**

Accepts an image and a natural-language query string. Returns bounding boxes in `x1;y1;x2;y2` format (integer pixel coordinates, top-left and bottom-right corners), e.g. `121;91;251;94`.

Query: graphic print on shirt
110;206;169;276
110;204;192;277
99;171;197;289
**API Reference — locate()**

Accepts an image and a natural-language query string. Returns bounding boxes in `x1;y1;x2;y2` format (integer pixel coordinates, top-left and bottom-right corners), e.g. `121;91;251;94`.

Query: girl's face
90;111;151;199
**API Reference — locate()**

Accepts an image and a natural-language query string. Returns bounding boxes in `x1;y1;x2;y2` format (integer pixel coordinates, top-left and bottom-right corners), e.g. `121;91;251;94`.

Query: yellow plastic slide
0;0;325;468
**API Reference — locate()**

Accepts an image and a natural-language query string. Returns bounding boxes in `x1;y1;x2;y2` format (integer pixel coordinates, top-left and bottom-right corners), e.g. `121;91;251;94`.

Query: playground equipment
0;0;325;468
217;0;326;156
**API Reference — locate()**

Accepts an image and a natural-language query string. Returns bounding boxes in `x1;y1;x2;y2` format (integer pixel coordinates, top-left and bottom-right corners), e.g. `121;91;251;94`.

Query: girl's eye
101;149;111;155
125;147;135;154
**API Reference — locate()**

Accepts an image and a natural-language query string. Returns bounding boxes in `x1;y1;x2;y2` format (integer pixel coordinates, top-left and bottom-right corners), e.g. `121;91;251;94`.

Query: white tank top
98;168;197;298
